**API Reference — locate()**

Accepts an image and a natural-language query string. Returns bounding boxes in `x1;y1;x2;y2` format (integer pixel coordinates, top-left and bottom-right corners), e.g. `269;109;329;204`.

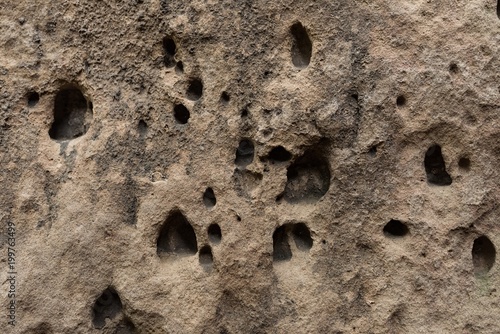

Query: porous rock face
0;1;499;333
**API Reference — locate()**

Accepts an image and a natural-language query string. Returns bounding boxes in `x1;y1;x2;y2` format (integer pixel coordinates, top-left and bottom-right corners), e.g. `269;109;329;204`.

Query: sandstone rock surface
0;0;499;333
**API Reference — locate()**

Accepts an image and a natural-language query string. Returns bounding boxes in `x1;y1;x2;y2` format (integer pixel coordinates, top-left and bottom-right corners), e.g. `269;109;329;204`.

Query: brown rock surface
0;1;499;333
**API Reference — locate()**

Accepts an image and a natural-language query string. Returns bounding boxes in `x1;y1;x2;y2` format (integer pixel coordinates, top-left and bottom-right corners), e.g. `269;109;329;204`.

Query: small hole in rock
199;245;214;270
236;215;241;222
49;86;92;141
472;235;496;276
273;225;292;262
425;145;452;186
396;95;406;107
27;91;39;107
208;223;222;244
203;187;216;209
292;223;313;251
383;220;409;237
138;120;148;135
163;37;176;68
241;108;249;117
220;91;230;104
267;146;292;163
290;22;312;69
157;210;198;257
497;0;500;19
92;287;122;329
186;78;203;101
449;62;459;74
175;61;184;74
458;157;471;170
174;104;190;124
368;145;377;156
235;139;254;167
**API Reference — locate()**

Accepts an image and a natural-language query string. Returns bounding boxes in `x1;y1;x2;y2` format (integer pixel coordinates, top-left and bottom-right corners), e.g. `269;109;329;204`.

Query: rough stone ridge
0;0;499;333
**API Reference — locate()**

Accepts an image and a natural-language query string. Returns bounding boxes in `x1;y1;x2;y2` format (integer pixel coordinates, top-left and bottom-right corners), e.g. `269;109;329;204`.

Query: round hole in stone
203;187;216;209
186;78;203;101
163;37;176;68
472;235;496;276
396;95;406;107
27;91;39;107
383;220;409;237
458;157;471;171
235;139;254;167
174;104;190;124
208;223;222;244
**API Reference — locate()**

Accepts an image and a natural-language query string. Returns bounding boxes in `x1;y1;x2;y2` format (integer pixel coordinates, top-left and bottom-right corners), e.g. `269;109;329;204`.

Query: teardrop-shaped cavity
174;104;190;124
92;287;122;329
291;223;313;251
424;145;452;186
235;139;254;167
157;211;198;257
203;187;216;209
208;223;222;244
273;225;292;262
283;151;330;203
472;235;496;276
163;36;176;68
199;245;214;271
49;86;93;140
290;22;312;68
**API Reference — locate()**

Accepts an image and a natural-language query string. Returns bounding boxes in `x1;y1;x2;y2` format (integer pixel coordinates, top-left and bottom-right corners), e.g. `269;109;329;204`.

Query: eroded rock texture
0;0;499;333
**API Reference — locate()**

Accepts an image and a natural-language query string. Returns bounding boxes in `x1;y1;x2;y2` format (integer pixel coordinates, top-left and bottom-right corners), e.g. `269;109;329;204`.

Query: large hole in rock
203;187;216;209
208;223;222;244
273;225;292;262
92;287;122;329
186;78;203;101
49;86;92;140
383;220;409;237
290;22;312;68
235;139;254;167
291;223;313;251
163;37;176;68
424;145;452;186
283;151;330;203
157;211;198;257
472;235;496;276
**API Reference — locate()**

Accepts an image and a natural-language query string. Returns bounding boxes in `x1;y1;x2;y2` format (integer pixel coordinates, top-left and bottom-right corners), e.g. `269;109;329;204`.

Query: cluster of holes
273;223;313;262
424;144;452;186
49;86;93;141
290;22;312;69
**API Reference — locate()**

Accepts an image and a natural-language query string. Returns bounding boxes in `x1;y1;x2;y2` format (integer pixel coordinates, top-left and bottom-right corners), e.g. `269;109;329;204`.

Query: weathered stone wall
0;0;499;333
